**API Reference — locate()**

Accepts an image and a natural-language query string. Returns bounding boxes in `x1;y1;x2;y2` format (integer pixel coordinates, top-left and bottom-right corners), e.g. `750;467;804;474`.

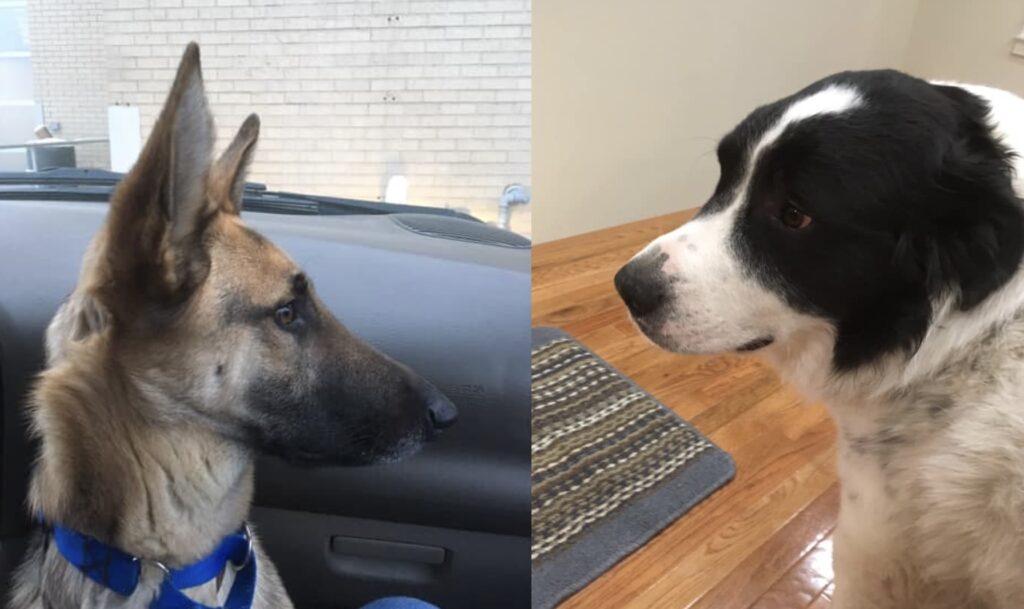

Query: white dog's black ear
211;113;260;215
895;85;1024;312
100;42;216;308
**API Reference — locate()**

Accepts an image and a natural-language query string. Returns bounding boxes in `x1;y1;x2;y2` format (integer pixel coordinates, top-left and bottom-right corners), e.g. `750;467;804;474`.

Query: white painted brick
464;12;502;25
423;40;461;53
215;18;250;31
485;25;521;38
26;0;530;214
495;89;529;102
150;19;182;32
501;11;529;25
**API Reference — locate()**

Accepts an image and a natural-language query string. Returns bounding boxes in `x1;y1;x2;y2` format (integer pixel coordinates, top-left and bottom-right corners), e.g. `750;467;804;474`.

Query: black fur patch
242;346;430;466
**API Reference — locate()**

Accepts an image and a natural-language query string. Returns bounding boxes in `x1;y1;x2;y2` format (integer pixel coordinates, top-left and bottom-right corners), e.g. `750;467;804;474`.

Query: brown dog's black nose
614;253;668;317
427;397;458;430
418;378;458;433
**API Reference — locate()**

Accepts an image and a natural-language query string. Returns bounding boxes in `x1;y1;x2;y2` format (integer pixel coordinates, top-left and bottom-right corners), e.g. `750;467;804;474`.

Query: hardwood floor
533;210;839;609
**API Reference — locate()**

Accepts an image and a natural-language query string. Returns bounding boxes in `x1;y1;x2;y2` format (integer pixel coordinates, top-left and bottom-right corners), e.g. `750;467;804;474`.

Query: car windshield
0;0;531;236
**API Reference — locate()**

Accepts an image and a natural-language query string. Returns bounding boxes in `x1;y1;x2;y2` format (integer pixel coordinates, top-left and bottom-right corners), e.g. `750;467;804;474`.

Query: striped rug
531;327;735;609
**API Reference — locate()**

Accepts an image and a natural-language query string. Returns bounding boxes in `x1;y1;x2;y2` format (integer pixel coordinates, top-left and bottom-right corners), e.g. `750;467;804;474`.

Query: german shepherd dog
8;43;456;608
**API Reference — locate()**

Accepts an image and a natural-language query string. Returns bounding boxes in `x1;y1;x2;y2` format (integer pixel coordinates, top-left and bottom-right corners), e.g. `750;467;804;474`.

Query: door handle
329;536;447;565
326;535;449;583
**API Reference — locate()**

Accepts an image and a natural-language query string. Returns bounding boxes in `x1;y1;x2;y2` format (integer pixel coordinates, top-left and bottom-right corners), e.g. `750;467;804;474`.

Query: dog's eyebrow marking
753;84;863;165
710;84;864;217
292;272;308;295
692;85;864;221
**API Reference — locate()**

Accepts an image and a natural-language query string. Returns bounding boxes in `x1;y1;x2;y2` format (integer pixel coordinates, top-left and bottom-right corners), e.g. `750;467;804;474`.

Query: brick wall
25;0;110;169
24;0;530;232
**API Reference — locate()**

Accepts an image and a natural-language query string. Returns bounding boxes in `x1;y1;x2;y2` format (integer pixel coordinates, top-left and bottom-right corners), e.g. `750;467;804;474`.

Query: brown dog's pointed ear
211;113;260;215
160;42;214;246
101;42;216;307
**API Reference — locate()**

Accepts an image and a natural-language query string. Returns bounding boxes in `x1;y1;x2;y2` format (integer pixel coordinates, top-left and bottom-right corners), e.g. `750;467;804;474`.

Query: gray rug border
531;327;736;609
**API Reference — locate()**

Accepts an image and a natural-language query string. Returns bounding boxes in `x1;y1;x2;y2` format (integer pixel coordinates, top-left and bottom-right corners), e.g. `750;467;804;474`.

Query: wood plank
532;211;839;609
690;485;839;609
750;533;835;609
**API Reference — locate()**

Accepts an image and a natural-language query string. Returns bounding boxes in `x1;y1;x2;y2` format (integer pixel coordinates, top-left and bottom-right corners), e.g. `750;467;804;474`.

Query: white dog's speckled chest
813;319;1024;609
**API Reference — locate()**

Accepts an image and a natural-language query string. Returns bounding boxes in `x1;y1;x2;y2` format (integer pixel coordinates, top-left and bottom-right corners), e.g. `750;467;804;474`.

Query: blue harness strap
50;521;256;609
52;525;140;596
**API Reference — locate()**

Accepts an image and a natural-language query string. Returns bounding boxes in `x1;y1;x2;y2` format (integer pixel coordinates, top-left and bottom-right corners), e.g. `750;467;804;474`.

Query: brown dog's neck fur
28;340;255;566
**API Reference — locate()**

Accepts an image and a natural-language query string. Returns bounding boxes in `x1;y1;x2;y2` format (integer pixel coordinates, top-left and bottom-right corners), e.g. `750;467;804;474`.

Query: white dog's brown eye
781;204;812;229
274;302;296;326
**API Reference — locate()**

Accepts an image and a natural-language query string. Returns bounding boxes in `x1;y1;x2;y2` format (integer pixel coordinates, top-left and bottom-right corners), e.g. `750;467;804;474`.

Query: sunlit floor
533;209;839;609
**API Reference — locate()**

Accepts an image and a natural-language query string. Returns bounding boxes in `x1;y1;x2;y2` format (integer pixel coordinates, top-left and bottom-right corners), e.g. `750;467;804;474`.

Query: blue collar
49;520;257;609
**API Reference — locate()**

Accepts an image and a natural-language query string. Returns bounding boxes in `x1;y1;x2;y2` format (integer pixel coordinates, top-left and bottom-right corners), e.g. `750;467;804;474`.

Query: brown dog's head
49;43;456;465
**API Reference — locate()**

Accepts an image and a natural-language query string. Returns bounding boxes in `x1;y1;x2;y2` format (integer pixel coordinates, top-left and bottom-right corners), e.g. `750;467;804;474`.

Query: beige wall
533;0;925;242
904;0;1024;96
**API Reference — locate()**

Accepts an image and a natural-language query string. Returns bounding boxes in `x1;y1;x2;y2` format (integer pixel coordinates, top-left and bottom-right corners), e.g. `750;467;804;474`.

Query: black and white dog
615;70;1024;609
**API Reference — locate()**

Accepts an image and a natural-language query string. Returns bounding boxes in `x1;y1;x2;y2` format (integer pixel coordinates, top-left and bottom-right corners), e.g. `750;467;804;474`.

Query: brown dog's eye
274;302;296;326
780;204;812;229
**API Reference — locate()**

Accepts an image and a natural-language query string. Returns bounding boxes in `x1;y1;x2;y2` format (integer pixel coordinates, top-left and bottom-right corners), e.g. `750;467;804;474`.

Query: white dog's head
616;70;1023;374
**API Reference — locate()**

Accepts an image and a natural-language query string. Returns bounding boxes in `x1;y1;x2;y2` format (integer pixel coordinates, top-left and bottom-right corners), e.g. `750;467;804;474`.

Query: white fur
639;82;1024;608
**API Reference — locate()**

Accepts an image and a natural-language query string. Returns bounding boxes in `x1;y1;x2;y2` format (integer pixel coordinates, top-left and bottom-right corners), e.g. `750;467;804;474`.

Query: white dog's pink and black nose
614;250;669;320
